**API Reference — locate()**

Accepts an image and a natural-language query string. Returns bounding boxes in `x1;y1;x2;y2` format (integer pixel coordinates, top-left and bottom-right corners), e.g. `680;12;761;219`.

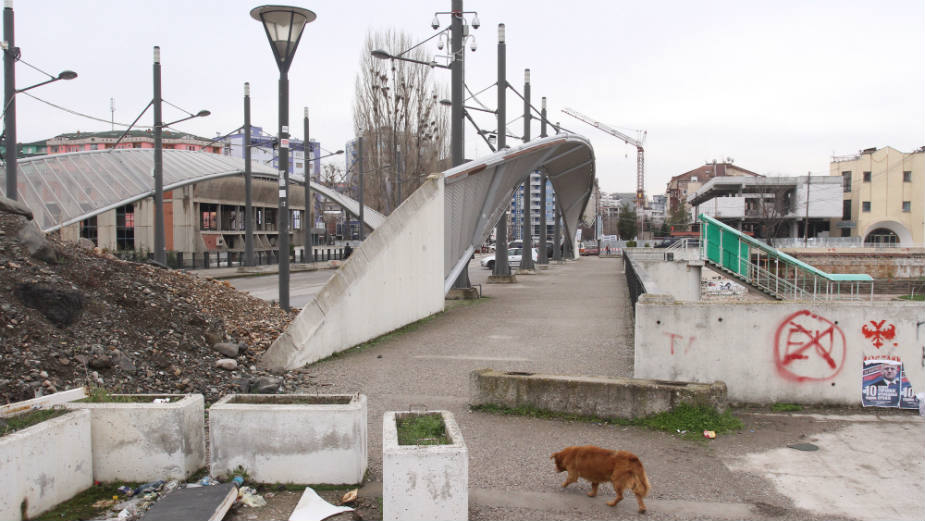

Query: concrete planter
0;408;92;521
383;410;468;521
209;394;367;484
65;394;206;482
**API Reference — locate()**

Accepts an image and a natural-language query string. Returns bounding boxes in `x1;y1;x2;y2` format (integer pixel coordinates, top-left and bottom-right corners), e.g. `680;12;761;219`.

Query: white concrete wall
383;410;468;521
700;196;746;218
791;180;843;218
65;394;206;481
262;175;445;370
209;394;367;485
634;296;925;404
0;409;92;521
635;259;702;302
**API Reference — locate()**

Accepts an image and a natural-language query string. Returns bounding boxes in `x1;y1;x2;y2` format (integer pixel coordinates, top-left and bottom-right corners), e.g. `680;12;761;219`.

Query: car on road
579;241;599;256
480;247;538;269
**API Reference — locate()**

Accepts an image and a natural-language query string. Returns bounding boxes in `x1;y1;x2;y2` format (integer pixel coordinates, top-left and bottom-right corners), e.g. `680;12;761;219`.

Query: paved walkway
282;256;923;521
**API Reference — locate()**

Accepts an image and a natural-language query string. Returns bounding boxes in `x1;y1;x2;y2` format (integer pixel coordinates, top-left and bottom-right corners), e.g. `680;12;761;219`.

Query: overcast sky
7;0;923;194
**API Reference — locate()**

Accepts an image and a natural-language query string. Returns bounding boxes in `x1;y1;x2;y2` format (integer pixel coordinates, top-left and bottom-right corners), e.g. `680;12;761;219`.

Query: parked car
480;247;538;269
579;241;599;256
509;240;554;258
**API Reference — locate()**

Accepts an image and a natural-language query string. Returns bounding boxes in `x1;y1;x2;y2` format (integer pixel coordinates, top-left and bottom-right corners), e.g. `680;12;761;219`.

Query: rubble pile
0;209;303;405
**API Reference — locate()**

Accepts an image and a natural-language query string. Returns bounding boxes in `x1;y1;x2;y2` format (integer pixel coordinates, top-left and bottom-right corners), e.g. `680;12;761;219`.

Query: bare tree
353;29;449;214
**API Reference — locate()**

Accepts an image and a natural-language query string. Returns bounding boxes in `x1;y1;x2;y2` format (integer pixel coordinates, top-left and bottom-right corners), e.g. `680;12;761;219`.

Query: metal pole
538;96;548;265
492;23;510;277
357;136;364;241
3;1;16;200
553;205;562;261
153;46;165;265
304;107;312;262
244;83;255;266
519;68;534;270
392;62;401;208
803;170;811;247
450;0;464;167
278;71;290;311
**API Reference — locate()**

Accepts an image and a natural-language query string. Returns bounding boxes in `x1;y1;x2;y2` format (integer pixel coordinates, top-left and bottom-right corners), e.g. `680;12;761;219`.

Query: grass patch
33;481;141;521
898;294;924;301
1;408;70;437
472;402;743;440
771;402;803;412
396;413;450;445
76;386;165;403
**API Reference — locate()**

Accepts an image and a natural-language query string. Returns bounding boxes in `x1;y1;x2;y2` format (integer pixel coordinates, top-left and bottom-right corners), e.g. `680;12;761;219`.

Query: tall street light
244;82;255;266
251;4;315;312
492;23;511;279
152;46;209;266
4;0;77;200
519;68;535;271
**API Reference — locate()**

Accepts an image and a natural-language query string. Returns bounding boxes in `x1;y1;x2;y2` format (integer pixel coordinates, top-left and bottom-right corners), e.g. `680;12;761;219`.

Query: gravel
0;210;306;405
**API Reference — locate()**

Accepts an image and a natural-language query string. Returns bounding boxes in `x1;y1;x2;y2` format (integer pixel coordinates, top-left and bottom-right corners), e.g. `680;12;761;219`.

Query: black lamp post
251;4;316;312
3;0;77;200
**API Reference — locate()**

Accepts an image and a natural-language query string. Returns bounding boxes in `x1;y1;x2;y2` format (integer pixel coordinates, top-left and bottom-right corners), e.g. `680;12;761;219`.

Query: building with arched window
830;146;924;246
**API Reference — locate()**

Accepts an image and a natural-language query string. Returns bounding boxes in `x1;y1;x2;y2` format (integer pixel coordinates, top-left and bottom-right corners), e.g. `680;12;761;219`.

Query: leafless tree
353;29;449;214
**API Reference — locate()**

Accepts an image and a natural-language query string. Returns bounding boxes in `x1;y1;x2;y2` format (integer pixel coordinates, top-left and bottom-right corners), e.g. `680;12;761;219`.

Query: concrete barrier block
383;410;467;521
470;369;727;419
0;408;92;521
209;394;367;485
65;394;206;481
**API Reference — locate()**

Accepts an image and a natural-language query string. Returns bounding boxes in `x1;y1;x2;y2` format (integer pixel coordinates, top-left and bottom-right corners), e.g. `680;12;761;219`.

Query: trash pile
96;474;269;520
701;277;747;299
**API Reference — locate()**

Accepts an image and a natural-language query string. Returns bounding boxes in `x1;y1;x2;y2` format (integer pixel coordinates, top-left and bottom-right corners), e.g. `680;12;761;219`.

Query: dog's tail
628;456;651;497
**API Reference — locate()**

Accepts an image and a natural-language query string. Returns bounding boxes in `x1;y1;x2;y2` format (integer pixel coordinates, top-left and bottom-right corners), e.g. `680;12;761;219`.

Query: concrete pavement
282;255;923;521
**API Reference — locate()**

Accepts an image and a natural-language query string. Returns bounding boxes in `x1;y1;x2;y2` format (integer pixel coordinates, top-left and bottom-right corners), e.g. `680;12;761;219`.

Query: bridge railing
698;214;874;301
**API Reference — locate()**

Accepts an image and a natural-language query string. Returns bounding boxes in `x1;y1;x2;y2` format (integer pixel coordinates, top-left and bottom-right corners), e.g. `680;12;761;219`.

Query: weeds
33;481;141;521
0;408;70;437
472;402;744;440
396;413;450;445
771;402;803;412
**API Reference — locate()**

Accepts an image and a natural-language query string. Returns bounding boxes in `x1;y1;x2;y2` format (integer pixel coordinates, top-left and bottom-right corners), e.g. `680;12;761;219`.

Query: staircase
698;214;874;301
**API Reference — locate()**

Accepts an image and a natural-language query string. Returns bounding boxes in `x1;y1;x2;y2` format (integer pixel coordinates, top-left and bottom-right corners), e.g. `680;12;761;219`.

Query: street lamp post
3;0;77;200
492;23;511;278
538;96;548;266
519;68;535;271
244;83;255;266
303;107;311;261
152;46;209;266
251;4;315;312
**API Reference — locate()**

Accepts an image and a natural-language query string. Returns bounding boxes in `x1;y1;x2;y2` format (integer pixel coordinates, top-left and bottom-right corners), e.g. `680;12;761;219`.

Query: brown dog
551;445;651;513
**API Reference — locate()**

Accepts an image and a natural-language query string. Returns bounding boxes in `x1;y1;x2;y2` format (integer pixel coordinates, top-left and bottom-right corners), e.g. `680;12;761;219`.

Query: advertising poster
899;372;921;410
862;359;901;408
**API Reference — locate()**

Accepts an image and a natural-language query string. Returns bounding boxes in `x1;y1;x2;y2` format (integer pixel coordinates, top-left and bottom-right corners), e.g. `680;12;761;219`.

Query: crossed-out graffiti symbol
774;310;846;382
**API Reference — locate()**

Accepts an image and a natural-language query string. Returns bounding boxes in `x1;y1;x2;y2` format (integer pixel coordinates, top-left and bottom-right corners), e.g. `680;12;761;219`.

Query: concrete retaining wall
634;258;703;302
262;175;445;370
209;394;368;485
786;249;925;280
383;410;467;521
469;369;727;418
634;295;925;404
65;394;206;481
0;409;92;521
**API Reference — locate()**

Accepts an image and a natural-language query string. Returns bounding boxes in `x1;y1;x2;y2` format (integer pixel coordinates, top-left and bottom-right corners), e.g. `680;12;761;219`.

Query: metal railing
623;250;647;307
699;214;874;301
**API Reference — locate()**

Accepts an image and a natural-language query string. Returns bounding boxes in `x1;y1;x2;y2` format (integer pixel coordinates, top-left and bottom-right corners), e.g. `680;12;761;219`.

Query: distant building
829;146;924;246
687;175;843;239
666;161;763;215
223;125;320;180
509;172;557;242
45;130;223;154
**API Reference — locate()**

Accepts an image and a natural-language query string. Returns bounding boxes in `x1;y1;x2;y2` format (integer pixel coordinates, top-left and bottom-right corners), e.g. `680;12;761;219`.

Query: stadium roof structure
0;148;384;232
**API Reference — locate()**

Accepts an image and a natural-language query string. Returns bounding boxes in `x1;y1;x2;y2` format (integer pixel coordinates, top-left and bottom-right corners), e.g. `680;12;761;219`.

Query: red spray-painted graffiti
861;320;896;349
774;310;846;382
665;332;696;355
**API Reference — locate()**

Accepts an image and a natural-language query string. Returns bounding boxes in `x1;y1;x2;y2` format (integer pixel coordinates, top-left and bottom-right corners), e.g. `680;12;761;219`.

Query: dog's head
550;452;565;473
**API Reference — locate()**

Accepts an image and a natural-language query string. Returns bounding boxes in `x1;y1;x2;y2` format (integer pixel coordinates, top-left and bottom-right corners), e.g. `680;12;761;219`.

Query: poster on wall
862;359;901;407
862;359;920;409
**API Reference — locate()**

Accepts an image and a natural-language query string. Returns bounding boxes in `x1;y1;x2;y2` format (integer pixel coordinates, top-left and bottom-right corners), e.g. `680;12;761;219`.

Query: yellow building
830;146;924;245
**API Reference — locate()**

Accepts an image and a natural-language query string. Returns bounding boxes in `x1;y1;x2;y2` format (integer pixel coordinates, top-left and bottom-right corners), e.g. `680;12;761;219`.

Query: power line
19;91;154;129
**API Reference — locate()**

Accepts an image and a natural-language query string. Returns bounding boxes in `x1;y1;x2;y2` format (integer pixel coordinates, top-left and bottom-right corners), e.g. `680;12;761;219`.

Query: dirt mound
0;210;302;405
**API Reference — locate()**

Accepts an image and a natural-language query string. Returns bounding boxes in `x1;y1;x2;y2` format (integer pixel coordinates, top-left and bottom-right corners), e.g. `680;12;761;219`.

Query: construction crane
561;107;647;212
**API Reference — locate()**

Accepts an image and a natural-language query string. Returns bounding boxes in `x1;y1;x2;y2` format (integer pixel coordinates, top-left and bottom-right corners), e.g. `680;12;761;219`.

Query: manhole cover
787;442;819;451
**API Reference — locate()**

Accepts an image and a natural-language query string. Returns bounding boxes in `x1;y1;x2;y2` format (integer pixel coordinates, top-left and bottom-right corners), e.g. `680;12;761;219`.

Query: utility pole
152;46;165;265
538;96;548;266
803;171;811;246
357;136;364;241
304;107;312;262
244;83;255;266
4;0;17;200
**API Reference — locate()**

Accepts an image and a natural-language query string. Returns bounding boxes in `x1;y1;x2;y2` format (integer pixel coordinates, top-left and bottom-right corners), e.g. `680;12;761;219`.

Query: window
842;199;851;220
841;228;851;238
902;201;911;212
116;205;135;251
200;203;218;231
903;171;912;182
841;171;851;192
862;201;871;212
863;171;871;182
80;216;98;245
